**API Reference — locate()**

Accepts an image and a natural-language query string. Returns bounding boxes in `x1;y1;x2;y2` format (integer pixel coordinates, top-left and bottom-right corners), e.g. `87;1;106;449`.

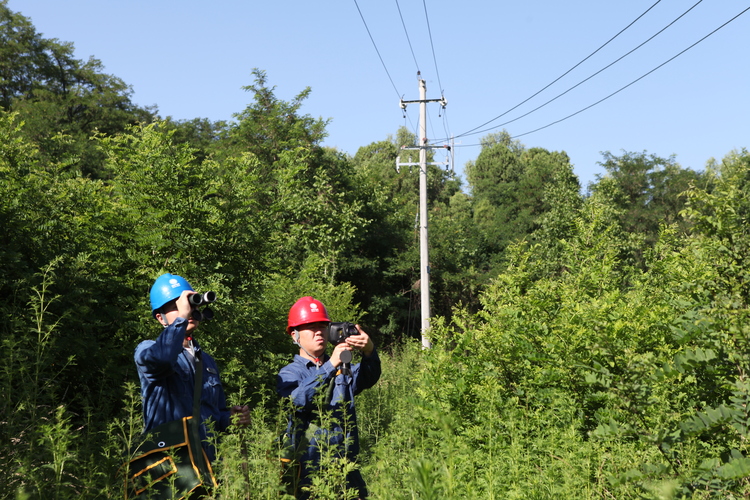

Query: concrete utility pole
397;75;447;349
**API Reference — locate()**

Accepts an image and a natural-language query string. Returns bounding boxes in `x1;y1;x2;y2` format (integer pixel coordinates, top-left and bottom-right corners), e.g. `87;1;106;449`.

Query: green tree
465;130;581;276
157;116;229;164
216;68;328;172
0;2;154;177
426;189;486;317
464;131;525;202
588;151;706;266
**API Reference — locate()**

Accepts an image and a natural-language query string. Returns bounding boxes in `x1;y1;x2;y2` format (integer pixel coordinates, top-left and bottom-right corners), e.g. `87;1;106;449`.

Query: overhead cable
396;0;421;73
452;5;750;147
441;107;452;142
456;0;664;138
421;0;451;157
460;0;705;139
352;0;402;98
422;0;444;95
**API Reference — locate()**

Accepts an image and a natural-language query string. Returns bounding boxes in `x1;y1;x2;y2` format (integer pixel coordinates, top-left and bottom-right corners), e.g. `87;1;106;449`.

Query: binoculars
189;291;216;321
188;291;217;306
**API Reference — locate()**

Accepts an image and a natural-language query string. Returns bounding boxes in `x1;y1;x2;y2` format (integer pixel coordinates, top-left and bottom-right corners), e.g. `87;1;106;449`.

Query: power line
459;0;705;140
395;0;420;73
456;0;665;138
401;103;419;140
353;0;449;146
352;0;402;99
440;106;452;143
419;0;451;163
453;6;750;148
353;0;424;141
422;0;444;95
427;106;440;149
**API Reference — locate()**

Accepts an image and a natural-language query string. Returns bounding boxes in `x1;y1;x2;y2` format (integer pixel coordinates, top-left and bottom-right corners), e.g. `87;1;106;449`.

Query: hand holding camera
327;322;359;345
328;323;374;367
329;342;353;369
344;325;374;356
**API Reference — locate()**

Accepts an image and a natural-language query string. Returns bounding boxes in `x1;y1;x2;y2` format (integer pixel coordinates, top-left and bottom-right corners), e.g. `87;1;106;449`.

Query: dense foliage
3;3;749;499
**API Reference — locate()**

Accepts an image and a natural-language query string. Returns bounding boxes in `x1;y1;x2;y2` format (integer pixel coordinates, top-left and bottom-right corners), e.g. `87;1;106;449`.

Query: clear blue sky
9;0;749;189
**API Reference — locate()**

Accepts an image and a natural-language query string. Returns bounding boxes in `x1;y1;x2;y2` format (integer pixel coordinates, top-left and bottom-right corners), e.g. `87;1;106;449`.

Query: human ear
155;312;168;327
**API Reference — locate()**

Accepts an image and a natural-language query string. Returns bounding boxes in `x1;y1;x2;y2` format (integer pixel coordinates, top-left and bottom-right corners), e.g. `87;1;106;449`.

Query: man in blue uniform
135;273;250;462
277;296;381;499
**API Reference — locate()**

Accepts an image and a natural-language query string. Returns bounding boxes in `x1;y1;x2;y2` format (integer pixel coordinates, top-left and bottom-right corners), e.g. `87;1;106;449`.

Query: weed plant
4;335;750;499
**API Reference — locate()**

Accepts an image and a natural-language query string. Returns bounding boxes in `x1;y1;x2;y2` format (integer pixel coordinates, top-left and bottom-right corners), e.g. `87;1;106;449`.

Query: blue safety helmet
149;273;194;317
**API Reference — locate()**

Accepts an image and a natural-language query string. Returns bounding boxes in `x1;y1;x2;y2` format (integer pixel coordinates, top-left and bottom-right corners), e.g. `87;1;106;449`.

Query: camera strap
301;346;323;367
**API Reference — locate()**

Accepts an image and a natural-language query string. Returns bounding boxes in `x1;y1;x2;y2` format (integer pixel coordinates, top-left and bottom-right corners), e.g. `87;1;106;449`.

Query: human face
294;321;329;359
156;299;200;334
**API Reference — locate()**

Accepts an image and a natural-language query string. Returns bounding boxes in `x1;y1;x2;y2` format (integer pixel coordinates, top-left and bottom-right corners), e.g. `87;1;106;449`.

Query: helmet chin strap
156;313;168;327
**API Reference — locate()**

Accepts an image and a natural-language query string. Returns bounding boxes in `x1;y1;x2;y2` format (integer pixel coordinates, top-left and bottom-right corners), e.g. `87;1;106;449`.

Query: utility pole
397;75;447;349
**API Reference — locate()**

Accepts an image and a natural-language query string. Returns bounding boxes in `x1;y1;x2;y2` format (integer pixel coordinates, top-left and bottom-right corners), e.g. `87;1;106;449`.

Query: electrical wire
402;105;419;142
352;0;402;99
396;0;421;73
421;0;452;164
427;106;439;147
510;6;750;140
459;0;705;140
422;0;444;95
440;106;452;143
452;5;750;148
354;0;448;153
456;0;664;138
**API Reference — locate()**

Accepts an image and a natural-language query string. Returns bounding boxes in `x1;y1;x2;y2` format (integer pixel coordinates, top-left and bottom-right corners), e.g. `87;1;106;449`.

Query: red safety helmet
287;296;330;334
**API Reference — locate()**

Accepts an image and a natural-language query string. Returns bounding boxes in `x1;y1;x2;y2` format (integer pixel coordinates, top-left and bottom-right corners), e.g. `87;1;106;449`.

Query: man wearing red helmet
277;296;381;499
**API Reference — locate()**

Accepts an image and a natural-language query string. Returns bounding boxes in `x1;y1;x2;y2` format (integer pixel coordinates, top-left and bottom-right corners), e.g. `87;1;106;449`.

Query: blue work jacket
134;317;230;460
276;350;381;469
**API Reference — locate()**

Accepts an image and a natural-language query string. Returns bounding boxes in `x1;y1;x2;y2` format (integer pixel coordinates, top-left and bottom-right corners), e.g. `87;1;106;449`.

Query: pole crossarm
396;161;448;166
397;146;450;172
395;158;449;173
400;97;447;108
399;145;451;150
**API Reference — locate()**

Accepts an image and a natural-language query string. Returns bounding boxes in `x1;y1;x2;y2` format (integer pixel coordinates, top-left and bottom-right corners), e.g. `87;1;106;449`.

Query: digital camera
327;322;358;345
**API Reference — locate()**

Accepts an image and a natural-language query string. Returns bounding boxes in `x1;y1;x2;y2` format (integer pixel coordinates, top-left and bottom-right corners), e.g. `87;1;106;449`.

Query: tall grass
3;296;750;498
0;337;746;499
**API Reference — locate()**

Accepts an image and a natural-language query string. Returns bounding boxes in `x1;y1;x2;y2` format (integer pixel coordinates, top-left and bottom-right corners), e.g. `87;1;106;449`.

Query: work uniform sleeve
351;349;382;395
134;317;188;379
216;386;231;433
277;360;337;412
201;355;231;433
